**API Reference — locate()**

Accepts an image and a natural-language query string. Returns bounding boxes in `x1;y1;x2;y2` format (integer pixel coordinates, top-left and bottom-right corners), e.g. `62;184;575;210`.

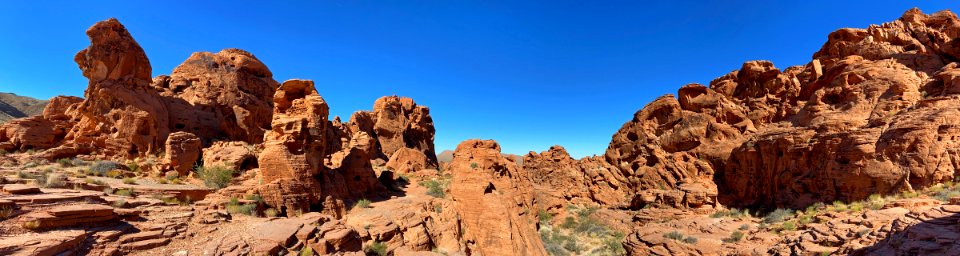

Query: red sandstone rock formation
257;80;385;217
448;139;546;256
351;96;438;170
522;145;631;210
163;131;202;176
1;18;278;162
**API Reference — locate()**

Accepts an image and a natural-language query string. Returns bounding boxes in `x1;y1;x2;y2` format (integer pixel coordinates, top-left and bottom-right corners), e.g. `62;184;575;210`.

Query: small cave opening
239;157;259;171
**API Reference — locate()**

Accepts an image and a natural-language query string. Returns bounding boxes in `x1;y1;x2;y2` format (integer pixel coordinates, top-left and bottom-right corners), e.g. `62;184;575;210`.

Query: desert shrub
0;205;14;219
798;214;814;225
226;197;257;216
538;210;553;224
0;149;7;155
739;224;750;230
867;194;887;210
88;161;120;177
420;179;446;198
23;162;38;169
21;220;40;230
849;201;864;212
158;178;168;184
723;231;744;243
113;199;127;208
43;173;68;188
355;198;372;209
365;241;388;256
470;162;478;169
114;188;134;197
299;247;314;256
165;171;179;181
682;236;698;244
782;220;797;231
197;165;235;190
396;174;410;186
829;200;848;212
126;161;141;173
122;177;137;185
762;209;794;224
245;194;264;204
901;190;920;199
71;158;86;166
16;170;30;179
264;208;279;218
57;158;74;167
663;231;684;240
710;208;749;218
103;188;115;194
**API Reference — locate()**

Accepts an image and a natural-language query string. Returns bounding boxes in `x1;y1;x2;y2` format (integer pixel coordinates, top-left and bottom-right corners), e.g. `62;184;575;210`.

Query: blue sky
0;1;956;158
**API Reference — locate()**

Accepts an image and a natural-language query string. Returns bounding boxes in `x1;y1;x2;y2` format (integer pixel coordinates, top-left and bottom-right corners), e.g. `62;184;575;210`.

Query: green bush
538;210;553;224
57;158;74;167
122;177;137;185
43;173;68;188
88;161;120;177
126;161;141;173
782;220;797;231
115;188;134;197
710;208;750;218
470;162;478;169
225;197;257;216
762;209;794;224
355;198;372;209
682;236;698;244
723;231;744;243
197;165;235;190
420;179;446;198
264;208;279;217
365;241;388;256
299;247;314;256
84;178;106;186
245;194;264;204
663;230;684;240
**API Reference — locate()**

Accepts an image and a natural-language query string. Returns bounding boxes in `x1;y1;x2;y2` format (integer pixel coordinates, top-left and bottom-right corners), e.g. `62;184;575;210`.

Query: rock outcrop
351;96;438;170
723;9;960;208
201;141;258;171
448;139;546;256
163;131;201;176
0;18;278;161
257;80;384;217
522;145;630;209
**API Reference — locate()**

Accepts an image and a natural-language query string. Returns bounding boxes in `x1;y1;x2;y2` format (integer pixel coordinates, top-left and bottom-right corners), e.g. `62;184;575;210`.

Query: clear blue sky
0;1;956;158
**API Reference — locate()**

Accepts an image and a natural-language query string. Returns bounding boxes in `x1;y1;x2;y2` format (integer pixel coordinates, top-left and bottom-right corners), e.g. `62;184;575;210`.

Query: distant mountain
0;92;47;123
437;149;524;165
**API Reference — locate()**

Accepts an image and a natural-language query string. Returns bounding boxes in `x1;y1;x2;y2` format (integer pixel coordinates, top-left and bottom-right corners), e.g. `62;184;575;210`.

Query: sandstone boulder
163;131;201;176
202;141;258;171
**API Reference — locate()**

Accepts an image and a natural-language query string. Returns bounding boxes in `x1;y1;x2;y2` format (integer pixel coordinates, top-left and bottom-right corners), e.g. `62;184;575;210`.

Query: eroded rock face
202;141;258;171
65;18;170;158
257;79;330;214
522;145;630;209
152;49;278;144
448;139;546;256
1;18;278;161
350;96;438;170
257;80;384;217
163;132;201;176
722;9;960;208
